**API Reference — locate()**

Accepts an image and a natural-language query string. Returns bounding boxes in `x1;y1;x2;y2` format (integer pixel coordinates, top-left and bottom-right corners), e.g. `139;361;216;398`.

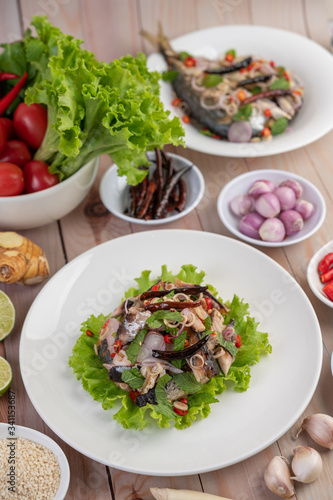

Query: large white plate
19;230;322;476
147;25;333;157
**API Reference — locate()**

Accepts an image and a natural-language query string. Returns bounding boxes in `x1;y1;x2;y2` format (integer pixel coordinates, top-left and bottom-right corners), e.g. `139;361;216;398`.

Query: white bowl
99;152;205;225
307;239;333;308
0;158;99;230
217;169;326;247
0;423;70;499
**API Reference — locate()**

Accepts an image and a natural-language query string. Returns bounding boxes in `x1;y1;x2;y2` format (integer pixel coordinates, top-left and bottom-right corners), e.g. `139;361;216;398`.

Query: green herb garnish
233;103;253;121
271;117;288;136
269;78;290;90
201;74;223;87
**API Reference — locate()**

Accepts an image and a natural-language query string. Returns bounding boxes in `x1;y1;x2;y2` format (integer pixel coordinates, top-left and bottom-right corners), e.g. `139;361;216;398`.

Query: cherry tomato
0;162;24;196
13;103;47;150
0;117;15;141
0;140;31;168
23;161;59;193
0;120;6;156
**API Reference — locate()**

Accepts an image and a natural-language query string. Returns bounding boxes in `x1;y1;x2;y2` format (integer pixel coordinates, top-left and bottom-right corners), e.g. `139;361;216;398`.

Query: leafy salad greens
69;265;272;430
0;16;184;184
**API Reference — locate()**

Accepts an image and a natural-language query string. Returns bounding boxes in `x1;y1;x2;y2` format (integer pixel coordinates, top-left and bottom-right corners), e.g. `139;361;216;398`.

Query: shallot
239;212;265;239
255;193;281;218
230;194;254;216
294;199;315;219
248;180;274;197
259;217;285;242
227;121;252;142
274;186;296;211
279;210;304;235
279;179;303;198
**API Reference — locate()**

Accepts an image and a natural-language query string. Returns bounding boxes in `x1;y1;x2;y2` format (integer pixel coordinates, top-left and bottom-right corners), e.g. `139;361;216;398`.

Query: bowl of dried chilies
99;149;205;224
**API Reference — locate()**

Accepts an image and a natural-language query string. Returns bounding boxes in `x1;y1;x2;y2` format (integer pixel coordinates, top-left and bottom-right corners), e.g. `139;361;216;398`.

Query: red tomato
23;161;59;193
0;120;6;156
0;140;31;168
13;103;47;150
0;162;24;196
0;117;15;141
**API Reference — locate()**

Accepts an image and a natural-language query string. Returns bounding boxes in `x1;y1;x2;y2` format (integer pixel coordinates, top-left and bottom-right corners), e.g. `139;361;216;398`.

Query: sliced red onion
259;217;286;242
274;186;296;211
248;180;274;197
279;179;303;198
279;210;304;235
230;194;254;217
227;121;252;143
200;94;221;110
255;193;281;218
140;357;183;373
239;212;265;239
294;199;315;220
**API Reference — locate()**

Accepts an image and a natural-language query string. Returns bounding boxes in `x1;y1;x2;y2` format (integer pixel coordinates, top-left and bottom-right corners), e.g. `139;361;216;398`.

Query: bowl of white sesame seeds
0;423;70;500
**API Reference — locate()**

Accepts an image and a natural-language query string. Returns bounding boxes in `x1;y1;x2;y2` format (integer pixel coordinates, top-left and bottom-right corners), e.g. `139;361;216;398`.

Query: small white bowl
99;151;205;225
307;239;333;308
0;157;99;230
217;169;326;247
0;423;70;499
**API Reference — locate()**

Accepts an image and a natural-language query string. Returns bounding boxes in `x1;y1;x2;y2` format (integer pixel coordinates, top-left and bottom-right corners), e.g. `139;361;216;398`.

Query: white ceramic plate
147;25;333;157
307;239;333;308
99;152;205;225
217;169;326;247
19;230;322;476
0;423;70;499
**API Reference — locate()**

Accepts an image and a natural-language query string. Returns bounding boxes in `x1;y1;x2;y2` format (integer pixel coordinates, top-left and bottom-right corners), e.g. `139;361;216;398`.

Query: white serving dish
217;169;326;247
99;151;205;225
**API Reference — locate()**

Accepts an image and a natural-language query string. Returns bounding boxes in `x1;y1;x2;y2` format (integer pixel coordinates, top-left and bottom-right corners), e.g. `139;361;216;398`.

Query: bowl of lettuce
0;16;185;228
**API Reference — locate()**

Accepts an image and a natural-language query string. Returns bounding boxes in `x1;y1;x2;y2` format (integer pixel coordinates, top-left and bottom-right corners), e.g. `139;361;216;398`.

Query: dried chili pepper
174;178;187;212
152;335;209;360
242;88;292;105
136;177;156;219
205;56;252;74
0;72;27;116
154;163;193;219
236;75;271;87
140;285;208;301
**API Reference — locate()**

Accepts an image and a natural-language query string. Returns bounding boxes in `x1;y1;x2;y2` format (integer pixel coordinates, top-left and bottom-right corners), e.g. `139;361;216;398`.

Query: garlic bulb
295;413;333;449
291;446;322;483
264;456;295;498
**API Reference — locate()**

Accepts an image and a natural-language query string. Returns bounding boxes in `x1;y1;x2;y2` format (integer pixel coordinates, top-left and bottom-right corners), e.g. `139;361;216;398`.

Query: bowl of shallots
217;169;326;247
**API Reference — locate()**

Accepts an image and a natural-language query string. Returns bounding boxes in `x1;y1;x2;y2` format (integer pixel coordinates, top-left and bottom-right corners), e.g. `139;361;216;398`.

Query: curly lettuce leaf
20;16;184;185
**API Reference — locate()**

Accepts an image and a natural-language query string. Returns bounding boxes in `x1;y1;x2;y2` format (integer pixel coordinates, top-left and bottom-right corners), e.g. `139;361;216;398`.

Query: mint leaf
217;335;238;357
271;117;288;136
162;70;178;82
121;368;145;389
171;330;187;369
201;74;223;87
172;372;203;394
203;316;212;331
233;103;252;121
125;329;147;363
250;86;262;95
154;374;176;419
269;78;290;90
179;51;193;61
147;310;183;329
226;49;236;58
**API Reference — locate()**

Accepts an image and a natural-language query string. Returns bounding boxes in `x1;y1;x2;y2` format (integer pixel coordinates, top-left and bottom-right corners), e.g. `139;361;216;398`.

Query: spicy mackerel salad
69;265;271;430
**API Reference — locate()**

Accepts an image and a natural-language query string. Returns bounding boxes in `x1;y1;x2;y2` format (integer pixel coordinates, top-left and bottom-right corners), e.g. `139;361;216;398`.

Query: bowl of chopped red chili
307;240;333;308
99;150;205;225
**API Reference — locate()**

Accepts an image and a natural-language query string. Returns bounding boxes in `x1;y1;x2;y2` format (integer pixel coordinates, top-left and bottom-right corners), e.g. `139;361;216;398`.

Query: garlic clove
290;446;322;483
295;413;333;450
264;456;295;498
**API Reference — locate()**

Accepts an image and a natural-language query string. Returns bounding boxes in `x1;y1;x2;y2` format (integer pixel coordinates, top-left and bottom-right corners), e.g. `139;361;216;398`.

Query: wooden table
1;1;333;498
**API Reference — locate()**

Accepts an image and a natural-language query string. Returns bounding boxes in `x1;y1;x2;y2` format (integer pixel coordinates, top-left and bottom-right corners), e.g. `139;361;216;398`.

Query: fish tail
141;22;179;59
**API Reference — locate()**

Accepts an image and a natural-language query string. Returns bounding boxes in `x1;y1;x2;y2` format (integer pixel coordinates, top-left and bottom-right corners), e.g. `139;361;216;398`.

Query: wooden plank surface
1;0;333;499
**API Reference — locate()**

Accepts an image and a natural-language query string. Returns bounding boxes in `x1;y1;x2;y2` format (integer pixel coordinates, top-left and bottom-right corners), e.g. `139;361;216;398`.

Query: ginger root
0;232;49;285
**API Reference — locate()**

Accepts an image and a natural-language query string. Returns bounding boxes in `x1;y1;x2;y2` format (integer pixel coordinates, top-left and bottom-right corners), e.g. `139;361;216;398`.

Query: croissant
0;232;49;285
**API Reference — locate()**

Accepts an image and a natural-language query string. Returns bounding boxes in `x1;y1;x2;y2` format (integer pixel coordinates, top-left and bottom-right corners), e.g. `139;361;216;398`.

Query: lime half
0;356;12;396
0;291;15;341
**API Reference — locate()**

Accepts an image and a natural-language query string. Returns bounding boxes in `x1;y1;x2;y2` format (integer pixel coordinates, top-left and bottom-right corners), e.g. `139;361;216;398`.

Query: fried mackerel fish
142;25;304;143
95;279;240;415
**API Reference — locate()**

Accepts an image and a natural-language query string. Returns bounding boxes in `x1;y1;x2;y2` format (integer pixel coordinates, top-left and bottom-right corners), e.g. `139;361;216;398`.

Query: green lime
0;356;12;396
0;290;15;341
